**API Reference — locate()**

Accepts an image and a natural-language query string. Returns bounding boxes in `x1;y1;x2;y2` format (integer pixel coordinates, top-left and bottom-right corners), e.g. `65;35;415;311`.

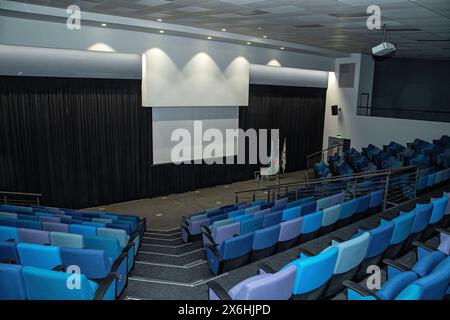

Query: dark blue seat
421;195;448;241
0;241;20;264
299;211;323;243
336;198;358;228
17;243;62;270
17;219;42;230
281;206;302;221
382;210;415;260
262;210;282;228
352;194;371;221
206;233;253;275
250;224;281;262
240;216;263;235
300;201;316;216
401;203;433;253
0;263;27;300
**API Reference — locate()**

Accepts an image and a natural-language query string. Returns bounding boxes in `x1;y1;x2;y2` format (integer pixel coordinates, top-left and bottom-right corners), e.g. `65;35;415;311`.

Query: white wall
324;54;450;151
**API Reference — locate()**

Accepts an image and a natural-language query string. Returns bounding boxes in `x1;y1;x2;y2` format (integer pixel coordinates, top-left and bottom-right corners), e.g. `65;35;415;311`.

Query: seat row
417;167;450;195
205;190;384;275
207;192;448;300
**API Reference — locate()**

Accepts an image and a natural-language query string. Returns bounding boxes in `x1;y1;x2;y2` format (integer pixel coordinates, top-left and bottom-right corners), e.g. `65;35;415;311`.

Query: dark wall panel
0;78;326;209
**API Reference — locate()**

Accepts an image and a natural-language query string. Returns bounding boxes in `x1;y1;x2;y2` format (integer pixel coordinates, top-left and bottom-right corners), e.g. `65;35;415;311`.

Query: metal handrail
306;144;344;159
0;190;43;206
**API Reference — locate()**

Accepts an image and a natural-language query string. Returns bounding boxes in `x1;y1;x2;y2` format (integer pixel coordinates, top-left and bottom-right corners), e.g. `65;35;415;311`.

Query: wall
323;54;450;152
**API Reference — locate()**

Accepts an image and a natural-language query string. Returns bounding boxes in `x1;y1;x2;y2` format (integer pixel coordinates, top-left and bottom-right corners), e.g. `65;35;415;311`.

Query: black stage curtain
0;77;326;208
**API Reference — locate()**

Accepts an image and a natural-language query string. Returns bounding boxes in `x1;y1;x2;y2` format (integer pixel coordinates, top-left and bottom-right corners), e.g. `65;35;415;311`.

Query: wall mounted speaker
331;105;339;116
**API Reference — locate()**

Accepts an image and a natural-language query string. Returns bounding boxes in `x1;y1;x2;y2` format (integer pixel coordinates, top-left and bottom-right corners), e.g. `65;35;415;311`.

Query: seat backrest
301;201;317;216
283;246;338;295
279;217;302;242
22;266;99;300
332;232;370;274
17;243;62;269
220;233;253;260
39;216;61;223
60;247;111;279
364;221;395;259
330;192;346;206
301;211;323;234
252;224;281;251
43;222;70;233
0;211;18;220
231;265;297;300
369;190;384;209
18;228;50;245
210;219;234;234
316;197;331;211
437;231;450;255
69;224;97;237
50;231;84;249
430;195;448;224
322;205;341;227
376;271;417;300
409;204;433;233
245;205;261;214
356;194;371;214
228;209;245;219
444;192;450;215
282;206;302;221
240;216;263;235
339;199;358;219
387;211;415;245
253;208;271;217
97;227;129;248
209;213;228;225
214;222;240;245
0;225;19;242
92;218;113;224
263;211;282;228
426;173;436;187
0;263;26;300
17;219;42;230
273;198;288;211
412;251;446;277
84;235;121;260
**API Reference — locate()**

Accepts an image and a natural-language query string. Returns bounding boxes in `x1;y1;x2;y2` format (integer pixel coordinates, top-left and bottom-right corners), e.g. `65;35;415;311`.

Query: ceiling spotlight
207;36;212;40
159;30;165;34
280;47;285;50
157;18;163;22
101;23;107;27
263;35;267;39
246;42;251;45
258;27;262;30
221;28;227;32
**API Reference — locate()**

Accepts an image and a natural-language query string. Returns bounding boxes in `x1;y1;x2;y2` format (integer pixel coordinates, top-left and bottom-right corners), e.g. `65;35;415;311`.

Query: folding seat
420;195;448;241
281;206;302;221
238;203;252;210
0;225;19;242
253;208;271;217
83;221;106;228
262;210;282;228
0;241;20;263
336;198;358;228
368;190;384;215
330;192;346;206
414;228;450;257
227;209;245;219
316;196;331;211
106;223;132;236
281;246;338;299
83;236;123;262
353;221;395;280
39;216;61;223
0;211;17;219
209;213;228;224
300;201;317;216
417;175;428;194
321;205;341;235
0;217;17;227
0;263;27;300
382;210;415;260
434;171;443;186
250;224;281;262
18;228;50;245
42;222;70;233
60;247;127;298
82;212;101;219
299;211;323;243
272;198;288;211
287;196;315;209
50;231;84;249
206;233;253;275
344;270;418;300
17;219;42;230
245;205;260;214
18;214;39;221
92;218;114;224
22;266;116;300
352;194;371;221
239;216;263;235
203;221;240;247
277;217;302;252
208;265;296;300
69;224;97;237
34;211;53;218
443;192;450;228
426;172;436;190
17;243;63;270
60;217;85;225
325;232;370;297
180;215;209;243
400;204;433;253
395;258;450;300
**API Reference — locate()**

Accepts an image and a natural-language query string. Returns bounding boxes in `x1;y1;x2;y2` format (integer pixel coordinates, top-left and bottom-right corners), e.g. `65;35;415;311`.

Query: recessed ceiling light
207;36;212;40
258;27;262;30
159;30;164;33
157;18;163;22
246;42;251;45
221;28;227;32
263;35;267;39
280;47;285;50
101;23;107;27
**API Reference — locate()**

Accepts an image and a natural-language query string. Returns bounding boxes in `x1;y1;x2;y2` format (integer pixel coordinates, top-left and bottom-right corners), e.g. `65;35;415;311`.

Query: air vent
338;63;355;88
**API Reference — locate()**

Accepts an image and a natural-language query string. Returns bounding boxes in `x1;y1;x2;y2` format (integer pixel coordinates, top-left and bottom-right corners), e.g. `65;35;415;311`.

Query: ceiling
4;0;450;59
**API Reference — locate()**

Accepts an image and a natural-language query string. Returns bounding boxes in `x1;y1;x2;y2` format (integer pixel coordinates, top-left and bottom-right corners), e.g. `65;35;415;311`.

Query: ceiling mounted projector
371;24;396;58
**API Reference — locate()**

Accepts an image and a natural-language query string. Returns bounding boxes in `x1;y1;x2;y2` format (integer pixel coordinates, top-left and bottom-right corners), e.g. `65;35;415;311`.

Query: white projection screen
142;49;250;107
152;107;239;165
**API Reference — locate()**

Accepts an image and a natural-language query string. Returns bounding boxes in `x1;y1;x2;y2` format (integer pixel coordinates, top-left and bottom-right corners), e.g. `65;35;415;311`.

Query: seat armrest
94;272;117;300
299;247;315;257
379;213;394;221
201;225;212;235
383;259;411;272
0;258;16;264
207;281;232;300
111;251;129;273
6;239;16;242
331;235;346;243
412;241;436;252
436;228;450;235
258;262;276;274
342;280;379;299
52;265;66;272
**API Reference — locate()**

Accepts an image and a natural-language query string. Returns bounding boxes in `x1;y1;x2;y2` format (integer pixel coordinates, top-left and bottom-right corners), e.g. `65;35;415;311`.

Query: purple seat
42;222;70;233
437;231;450;256
208;265;296;300
273;198;288;211
330;192;346;206
39;216;61;223
277;217;303;252
253;208;271;217
213;222;240;245
18;228;50;245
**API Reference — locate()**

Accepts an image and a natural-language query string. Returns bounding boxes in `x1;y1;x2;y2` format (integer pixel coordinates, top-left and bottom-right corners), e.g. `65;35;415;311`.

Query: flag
281;138;287;174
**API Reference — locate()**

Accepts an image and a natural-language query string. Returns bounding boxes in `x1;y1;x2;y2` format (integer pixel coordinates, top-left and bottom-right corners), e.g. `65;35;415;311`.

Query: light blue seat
69;224;97;237
383;210;415;259
282;206;302;221
17;243;62;269
50;232;84;249
316;196;331;211
0;212;18;220
240;216;263;235
337;198;358;227
0;225;19;241
321;204;341;233
300;211;323;243
228;209;245;219
97;227;130;248
0;263;26;300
